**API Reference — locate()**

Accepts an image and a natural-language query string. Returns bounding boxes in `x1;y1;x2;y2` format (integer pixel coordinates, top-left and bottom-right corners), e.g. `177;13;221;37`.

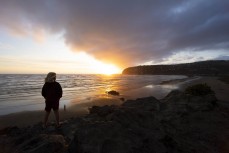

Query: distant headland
122;60;229;76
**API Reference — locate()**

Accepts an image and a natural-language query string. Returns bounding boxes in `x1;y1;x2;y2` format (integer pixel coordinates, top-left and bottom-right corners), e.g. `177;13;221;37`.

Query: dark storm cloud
0;0;229;67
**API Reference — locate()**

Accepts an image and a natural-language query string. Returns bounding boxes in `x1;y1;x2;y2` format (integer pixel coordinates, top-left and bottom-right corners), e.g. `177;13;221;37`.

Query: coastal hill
122;60;229;76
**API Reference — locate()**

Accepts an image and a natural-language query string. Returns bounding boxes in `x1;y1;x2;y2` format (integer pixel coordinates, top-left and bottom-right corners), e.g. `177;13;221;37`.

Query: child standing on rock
42;72;62;128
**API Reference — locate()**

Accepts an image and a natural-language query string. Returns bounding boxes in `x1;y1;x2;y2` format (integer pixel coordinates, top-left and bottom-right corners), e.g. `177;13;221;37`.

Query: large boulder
68;117;166;153
0;133;66;153
162;90;217;113
89;105;117;117
122;96;161;112
68;91;225;153
69;97;166;153
107;90;120;96
18;134;66;153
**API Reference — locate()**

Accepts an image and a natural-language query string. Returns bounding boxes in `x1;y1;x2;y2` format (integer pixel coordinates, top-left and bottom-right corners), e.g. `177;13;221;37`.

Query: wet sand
0;76;228;129
0;97;123;129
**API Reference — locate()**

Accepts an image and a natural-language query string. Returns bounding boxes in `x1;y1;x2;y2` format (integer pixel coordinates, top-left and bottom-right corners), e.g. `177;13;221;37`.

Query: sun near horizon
95;63;121;75
0;31;123;75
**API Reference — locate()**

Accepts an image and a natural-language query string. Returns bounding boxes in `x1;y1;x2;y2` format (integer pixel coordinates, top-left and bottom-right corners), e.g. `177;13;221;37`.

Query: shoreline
159;76;201;85
0;97;123;129
0;76;228;129
179;76;229;102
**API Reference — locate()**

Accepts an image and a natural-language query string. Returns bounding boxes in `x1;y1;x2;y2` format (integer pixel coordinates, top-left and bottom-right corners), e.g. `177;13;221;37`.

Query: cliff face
122;60;229;75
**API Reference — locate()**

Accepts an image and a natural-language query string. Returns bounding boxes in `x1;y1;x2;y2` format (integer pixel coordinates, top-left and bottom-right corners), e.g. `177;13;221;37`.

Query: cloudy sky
0;0;229;74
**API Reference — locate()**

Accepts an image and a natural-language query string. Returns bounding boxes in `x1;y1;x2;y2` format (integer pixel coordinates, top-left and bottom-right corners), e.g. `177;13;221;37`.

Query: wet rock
107;90;120;96
119;97;125;101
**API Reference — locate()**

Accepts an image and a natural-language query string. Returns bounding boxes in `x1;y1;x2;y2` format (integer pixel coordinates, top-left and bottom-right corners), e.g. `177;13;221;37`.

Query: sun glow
0;31;123;74
95;63;121;75
65;51;122;75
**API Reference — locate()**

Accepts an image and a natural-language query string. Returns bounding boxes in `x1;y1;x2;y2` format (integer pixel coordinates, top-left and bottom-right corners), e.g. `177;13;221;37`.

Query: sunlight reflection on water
0;74;187;115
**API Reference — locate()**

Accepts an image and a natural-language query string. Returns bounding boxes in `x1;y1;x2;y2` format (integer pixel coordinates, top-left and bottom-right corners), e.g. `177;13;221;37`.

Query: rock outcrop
107;90;120;96
1;90;229;153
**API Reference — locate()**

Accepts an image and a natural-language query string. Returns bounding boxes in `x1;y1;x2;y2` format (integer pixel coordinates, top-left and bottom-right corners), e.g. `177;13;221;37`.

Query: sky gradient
0;0;229;74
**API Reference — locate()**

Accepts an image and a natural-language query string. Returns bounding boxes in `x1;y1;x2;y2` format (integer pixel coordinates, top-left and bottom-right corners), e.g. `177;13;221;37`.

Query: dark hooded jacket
42;82;62;103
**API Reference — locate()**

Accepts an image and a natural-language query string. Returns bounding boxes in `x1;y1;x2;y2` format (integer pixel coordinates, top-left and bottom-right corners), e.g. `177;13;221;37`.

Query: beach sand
0;97;123;129
179;77;229;102
0;76;228;129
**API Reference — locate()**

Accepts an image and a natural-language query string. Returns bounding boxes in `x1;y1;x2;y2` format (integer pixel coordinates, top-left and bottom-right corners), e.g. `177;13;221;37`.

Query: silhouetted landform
1;84;229;153
122;60;229;76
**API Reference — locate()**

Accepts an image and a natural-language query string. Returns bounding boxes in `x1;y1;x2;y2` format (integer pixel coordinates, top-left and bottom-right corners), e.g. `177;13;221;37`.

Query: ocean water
0;74;187;115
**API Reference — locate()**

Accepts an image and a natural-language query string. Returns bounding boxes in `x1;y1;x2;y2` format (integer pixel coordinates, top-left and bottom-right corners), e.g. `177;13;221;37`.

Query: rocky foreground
0;90;229;153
